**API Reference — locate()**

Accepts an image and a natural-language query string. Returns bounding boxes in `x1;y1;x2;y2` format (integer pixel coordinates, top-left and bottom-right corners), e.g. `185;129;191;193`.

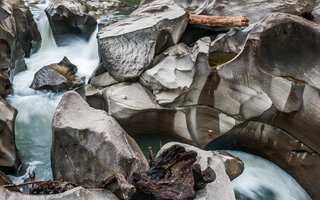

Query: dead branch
189;15;249;27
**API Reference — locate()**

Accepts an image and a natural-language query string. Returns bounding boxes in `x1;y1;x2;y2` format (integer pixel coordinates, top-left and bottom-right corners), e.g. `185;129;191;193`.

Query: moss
209;52;237;69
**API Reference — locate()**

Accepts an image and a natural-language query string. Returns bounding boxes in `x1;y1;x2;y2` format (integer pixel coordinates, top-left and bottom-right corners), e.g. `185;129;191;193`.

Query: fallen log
28;180;78;195
189;15;249;27
133;145;216;200
99;172;135;200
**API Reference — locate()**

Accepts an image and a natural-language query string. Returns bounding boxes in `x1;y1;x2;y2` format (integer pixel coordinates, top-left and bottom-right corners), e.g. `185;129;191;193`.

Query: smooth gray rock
0;187;119;200
195;0;316;24
89;72;118;88
158;142;236;200
76;84;107;110
97;0;189;81
52;91;148;187
140;37;212;106
45;0;97;45
0;97;20;173
30;57;85;92
217;151;244;181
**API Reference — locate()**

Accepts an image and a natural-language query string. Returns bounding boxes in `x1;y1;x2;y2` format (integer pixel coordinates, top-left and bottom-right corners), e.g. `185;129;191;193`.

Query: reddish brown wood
189;15;249;27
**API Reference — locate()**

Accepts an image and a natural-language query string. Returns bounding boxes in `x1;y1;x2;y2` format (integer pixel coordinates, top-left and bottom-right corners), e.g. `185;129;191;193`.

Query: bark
189;15;249;27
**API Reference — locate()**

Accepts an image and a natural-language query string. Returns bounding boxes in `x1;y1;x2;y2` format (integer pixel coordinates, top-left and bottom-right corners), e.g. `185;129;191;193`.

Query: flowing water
4;0;313;198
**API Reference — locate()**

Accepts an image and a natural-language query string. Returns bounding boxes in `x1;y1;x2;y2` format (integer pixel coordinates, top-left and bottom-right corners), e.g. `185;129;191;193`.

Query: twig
148;146;154;161
3;181;51;188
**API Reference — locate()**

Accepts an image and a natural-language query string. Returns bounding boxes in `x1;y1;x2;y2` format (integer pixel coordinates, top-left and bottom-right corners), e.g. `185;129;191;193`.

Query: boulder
30;57;85;92
78;0;127;19
194;0;316;24
51;91;148;187
76;85;107;110
0;187;119;200
140;37;212;106
45;0;97;45
217;151;244;181
0;97;20;173
0;0;41;97
89;72;118;88
158;142;236;200
97;0;189;81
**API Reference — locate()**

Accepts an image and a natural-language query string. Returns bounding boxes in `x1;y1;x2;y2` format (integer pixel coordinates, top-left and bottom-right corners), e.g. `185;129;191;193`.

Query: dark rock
0;170;20;192
51;91;148;187
97;0;189;81
45;0;97;45
0;97;20;174
30;57;85;92
75;85;107;110
0;0;41;97
217;151;244;181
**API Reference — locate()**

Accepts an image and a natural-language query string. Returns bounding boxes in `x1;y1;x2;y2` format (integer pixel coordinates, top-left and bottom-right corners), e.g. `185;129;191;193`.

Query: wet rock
30;57;85;92
51;91;148;187
0;187;119;200
217;151;244;181
0;0;41;97
45;0;97;45
0;97;20;173
194;0;316;24
0;170;20;192
140;37;211;106
207;121;320;199
79;0;127;19
97;0;189;81
158;142;236;200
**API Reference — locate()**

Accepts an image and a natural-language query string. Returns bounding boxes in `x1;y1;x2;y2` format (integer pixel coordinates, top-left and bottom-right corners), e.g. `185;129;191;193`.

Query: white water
6;2;99;189
229;151;311;200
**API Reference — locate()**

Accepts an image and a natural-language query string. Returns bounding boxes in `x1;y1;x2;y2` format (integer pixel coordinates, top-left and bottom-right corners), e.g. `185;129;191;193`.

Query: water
6;1;99;191
228;151;311;200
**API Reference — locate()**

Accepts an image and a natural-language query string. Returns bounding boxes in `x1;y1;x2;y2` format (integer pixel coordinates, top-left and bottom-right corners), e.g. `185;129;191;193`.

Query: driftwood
189;15;249;27
133;145;216;200
192;164;216;190
28;180;78;195
99;172;136;200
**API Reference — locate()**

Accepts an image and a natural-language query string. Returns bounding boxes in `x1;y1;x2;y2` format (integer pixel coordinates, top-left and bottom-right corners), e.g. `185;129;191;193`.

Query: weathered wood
189;15;249;27
99;172;136;200
133;145;215;200
192;164;216;190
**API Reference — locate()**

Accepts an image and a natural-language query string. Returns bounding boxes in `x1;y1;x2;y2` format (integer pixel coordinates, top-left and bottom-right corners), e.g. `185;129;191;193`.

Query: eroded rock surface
45;0;97;45
52;91;148;187
98;0;189;81
0;97;20;173
30;57;85;92
0;0;41;97
195;0;315;24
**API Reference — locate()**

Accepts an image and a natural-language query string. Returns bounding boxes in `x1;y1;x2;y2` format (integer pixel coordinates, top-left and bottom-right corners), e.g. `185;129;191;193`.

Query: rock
158;142;236;200
45;0;97;45
194;0;316;24
140;37;212;105
217;151;244;180
30;57;85;92
97;0;189;81
51;91;148;187
207;121;320;200
0;0;41;97
0;97;20;173
78;0;127;19
89;72;118;88
0;170;20;192
0;187;119;200
314;0;320;24
75;85;107;110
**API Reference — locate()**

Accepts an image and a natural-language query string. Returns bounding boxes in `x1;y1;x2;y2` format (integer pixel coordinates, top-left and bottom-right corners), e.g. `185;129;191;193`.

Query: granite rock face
194;0;316;24
97;0;189;81
51;91;148;187
140;37;211;105
30;57;85;92
0;0;41;97
158;142;236;200
45;0;97;45
0;97;20;173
